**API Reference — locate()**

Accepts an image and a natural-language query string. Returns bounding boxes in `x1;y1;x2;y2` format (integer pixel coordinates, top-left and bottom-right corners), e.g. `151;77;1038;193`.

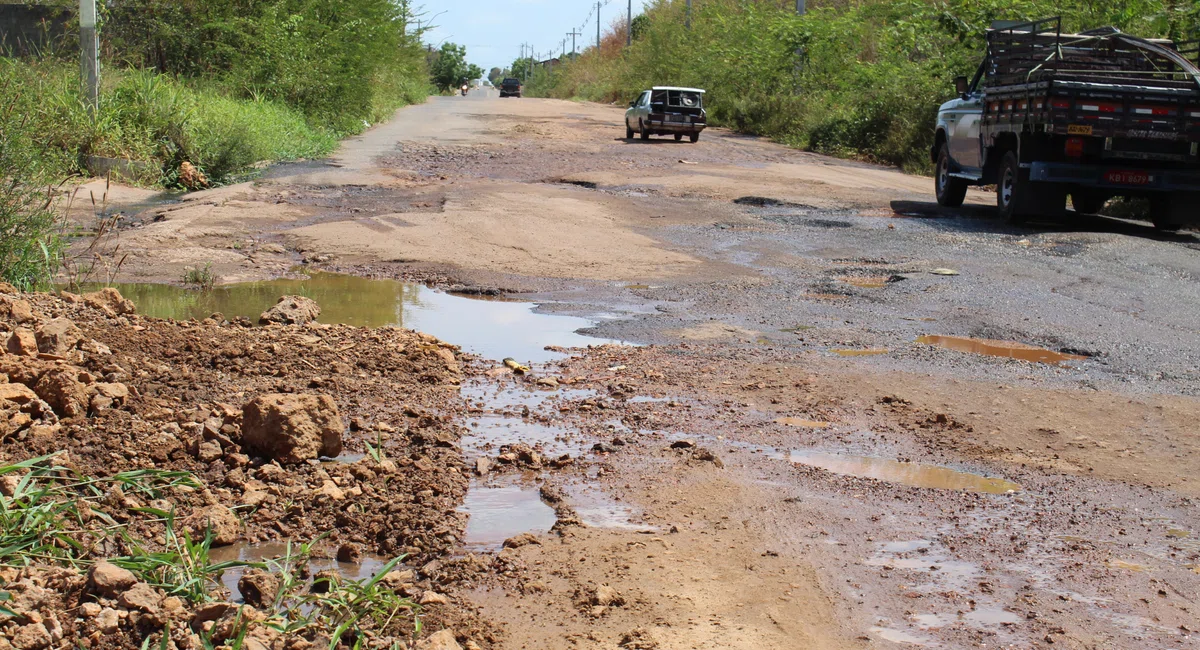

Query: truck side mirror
954;76;969;96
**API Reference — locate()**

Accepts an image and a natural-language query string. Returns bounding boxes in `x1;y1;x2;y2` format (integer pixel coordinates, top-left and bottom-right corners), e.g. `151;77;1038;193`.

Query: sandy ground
71;89;1200;649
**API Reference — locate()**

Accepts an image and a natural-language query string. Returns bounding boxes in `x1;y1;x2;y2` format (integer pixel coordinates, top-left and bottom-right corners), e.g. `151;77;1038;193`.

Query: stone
183;504;240;546
317;480;344;500
197;440;223;463
336;544;360;563
502;533;541;549
178;162;209;191
259;296;321;326
88;561;137;597
692;447;724;468
670;439;696;449
237;571;279;608
419;630;462;650
95;608;120;633
0;475;20;497
379;570;414;590
475;457;490;476
241;394;343;463
0;382;38;405
10;622;51;649
82;288;136;317
0;295;35;324
419;591;450;605
6;329;38;357
34;369;89;419
118;582;162;614
593;585;624;607
34;319;82;356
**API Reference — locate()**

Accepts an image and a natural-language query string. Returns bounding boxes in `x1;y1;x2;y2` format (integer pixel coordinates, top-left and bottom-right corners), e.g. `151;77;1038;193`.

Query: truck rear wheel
1149;193;1194;231
690;132;700;143
997;152;1025;221
935;145;968;208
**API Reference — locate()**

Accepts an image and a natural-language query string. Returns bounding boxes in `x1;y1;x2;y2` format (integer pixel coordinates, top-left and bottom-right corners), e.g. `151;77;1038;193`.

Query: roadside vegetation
526;0;1199;171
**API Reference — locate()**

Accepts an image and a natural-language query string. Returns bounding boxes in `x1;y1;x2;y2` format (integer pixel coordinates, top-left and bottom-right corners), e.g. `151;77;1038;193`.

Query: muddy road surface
55;91;1200;649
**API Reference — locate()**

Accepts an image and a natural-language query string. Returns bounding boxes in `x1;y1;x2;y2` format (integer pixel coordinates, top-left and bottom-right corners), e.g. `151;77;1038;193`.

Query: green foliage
0;62;65;291
431;43;474;92
536;0;1199;171
182;263;216;291
488;67;504;84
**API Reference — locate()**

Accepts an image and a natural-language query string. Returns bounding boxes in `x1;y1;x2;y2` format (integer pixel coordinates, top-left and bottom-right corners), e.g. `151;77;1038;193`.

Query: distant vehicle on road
626;87;707;143
934;17;1200;229
500;78;523;98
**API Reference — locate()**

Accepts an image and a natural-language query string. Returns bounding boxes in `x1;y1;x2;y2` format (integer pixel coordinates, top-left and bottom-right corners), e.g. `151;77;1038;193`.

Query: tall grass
532;0;1199;172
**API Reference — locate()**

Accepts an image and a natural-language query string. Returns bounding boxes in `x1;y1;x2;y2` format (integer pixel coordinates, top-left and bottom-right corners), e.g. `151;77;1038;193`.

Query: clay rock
418;630;463;650
10;621;51;649
88;561;137;597
34;368;89;418
502;533;541;549
118;582;162;614
178;161;209;191
259;296;321;325
593;584;625;607
35;318;82;356
6;328;38;357
237;571;280;608
241;393;343;463
0;382;38;406
183;504;240;546
0;295;36;324
83;288;136;317
90;382;129;412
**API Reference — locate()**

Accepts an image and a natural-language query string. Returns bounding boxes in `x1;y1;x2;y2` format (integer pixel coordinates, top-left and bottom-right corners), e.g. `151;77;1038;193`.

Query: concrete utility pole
597;1;601;50
80;0;99;117
568;29;581;56
796;0;806;15
686;0;692;29
627;0;632;46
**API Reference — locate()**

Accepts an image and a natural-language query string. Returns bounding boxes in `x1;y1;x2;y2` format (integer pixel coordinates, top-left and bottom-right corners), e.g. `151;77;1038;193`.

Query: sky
420;0;645;72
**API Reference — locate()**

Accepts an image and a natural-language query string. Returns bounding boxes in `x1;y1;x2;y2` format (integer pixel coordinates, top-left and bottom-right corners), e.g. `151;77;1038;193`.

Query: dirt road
86;90;1200;649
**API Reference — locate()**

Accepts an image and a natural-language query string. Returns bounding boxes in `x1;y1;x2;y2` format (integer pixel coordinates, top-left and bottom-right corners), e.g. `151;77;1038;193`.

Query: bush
0;61;64;290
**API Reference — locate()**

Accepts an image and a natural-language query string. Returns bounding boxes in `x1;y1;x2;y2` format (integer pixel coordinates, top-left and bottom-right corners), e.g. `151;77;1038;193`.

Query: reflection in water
780;450;1021;494
917;335;1087;366
77;272;622;363
459;479;557;550
206;542;390;601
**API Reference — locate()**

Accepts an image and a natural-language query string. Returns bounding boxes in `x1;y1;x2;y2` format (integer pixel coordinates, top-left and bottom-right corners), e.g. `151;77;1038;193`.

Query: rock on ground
34;318;83;356
241;393;343;463
88;561;137;597
238;571;280;608
82;288;136;317
419;630;463;650
182;504;240;546
259;296;321;325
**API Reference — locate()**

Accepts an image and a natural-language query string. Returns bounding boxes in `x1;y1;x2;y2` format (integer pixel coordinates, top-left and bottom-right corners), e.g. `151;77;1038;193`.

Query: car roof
651;86;705;93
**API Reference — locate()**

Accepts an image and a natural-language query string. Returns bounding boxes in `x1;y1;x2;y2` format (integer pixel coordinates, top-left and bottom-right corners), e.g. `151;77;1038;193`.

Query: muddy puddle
917;335;1087;366
459;477;557;550
85;272;622;363
779;449;1022;494
832;348;889;357
207;542;392;602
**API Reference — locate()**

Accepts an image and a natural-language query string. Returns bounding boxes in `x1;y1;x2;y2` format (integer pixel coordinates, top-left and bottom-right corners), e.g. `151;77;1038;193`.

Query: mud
917;334;1089;366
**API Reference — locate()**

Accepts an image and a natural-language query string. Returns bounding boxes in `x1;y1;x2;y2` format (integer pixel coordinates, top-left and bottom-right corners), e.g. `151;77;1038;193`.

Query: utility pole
627;0;632;46
79;0;98;117
686;0;692;29
568;29;581;57
796;0;805;15
597;1;601;50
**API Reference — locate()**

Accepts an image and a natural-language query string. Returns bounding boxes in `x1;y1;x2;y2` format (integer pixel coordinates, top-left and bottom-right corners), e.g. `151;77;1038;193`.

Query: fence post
79;0;99;118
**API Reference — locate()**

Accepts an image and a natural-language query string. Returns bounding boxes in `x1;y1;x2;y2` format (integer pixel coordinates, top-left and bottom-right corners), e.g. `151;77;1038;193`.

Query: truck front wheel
935;145;968;208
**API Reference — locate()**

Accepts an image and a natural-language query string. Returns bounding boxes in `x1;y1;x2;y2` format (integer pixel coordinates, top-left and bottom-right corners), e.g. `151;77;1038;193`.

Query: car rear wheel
690;133;700;143
935;144;968;208
640;121;651;141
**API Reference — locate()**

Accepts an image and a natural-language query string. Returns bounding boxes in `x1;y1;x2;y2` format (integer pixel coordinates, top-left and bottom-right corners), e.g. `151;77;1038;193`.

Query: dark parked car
500;78;523;98
625;87;707;143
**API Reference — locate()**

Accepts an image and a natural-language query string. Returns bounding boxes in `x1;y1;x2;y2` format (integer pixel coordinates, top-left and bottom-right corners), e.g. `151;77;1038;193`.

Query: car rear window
503;78;521;85
651;89;702;109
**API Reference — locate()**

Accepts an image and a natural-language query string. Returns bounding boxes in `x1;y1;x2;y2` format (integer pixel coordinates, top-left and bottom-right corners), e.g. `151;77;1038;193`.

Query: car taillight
1065;137;1085;158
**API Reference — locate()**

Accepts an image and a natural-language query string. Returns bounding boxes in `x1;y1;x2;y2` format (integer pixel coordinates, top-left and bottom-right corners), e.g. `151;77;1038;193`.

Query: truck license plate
1104;170;1151;185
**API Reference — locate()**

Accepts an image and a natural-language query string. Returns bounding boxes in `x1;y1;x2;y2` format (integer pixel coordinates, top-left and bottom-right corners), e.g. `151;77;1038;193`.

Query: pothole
779;449;1022;494
85;272;624;363
917;335;1088;366
459;477;557;550
208;542;392;603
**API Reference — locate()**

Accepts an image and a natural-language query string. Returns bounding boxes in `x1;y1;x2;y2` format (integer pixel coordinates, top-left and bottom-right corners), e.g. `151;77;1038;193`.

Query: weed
183;263;216;291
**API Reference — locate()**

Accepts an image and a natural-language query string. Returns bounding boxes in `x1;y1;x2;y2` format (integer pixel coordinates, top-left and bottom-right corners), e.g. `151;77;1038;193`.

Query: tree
488;67;503;83
466;64;484;82
510;57;534;81
430;42;469;91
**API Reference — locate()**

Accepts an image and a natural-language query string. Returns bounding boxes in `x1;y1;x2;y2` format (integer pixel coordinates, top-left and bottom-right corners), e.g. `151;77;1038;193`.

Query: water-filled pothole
459;478;557;550
917;335;1087;366
207;542;391;602
776;449;1021;494
88;272;621;363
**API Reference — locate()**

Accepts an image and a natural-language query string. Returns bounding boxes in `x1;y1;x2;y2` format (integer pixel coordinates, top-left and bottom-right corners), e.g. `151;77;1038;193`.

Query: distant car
625;87;706;143
500;78;523;98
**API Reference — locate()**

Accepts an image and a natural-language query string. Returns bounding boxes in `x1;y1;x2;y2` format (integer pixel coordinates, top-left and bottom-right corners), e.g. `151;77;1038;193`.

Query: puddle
1167;529;1191;538
868;626;936;646
916;335;1087;366
841;276;891;289
459;478;557;550
774;417;831;428
779;450;1021;494
84;272;623;363
1106;559;1148;572
562;482;650;531
207;542;390;601
832;348;889;357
